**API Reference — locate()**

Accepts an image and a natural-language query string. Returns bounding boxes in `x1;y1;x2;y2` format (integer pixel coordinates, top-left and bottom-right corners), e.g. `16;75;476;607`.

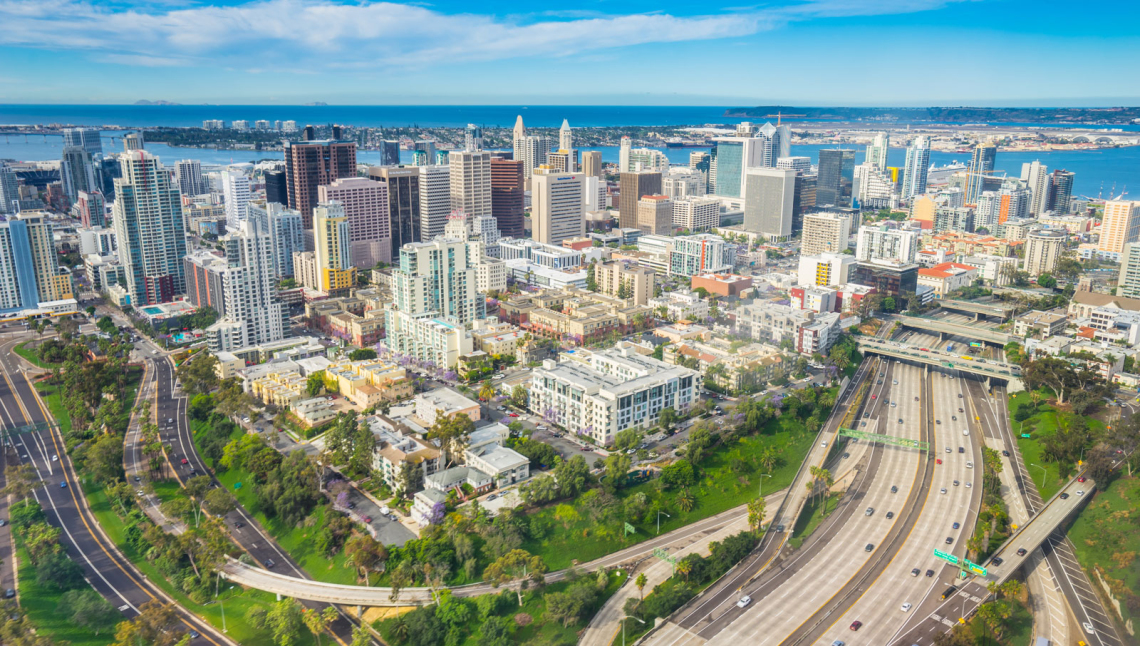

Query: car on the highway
936;419;941;425
886;511;895;519
959;447;965;453
914;396;919;401
864;543;874;552
843;452;850;458
1078;476;1086;482
1002;450;1010;457
951;415;957;420
736;596;751;608
945;537;953;544
181;458;189;464
234;521;244;528
1060;492;1069;500
911;568;920;576
871;394;877;399
991;557;1003;566
189;631;200;639
820;441;828;448
865;507;874;516
966;461;973;469
963;429;969;436
945;447;951;453
849;621;862;631
1077;490;1085;496
830;641;845;646
893;379;898;385
926;569;935;577
952;521;960;529
958;393;963;398
60;482;67;489
863;412;870;418
900;602;912;612
1016;548;1027;556
936;459;942;465
1083;622;1096;634
940;487;947;494
890;485;898;493
264;559;275;568
953;480;960;486
898;418;903;424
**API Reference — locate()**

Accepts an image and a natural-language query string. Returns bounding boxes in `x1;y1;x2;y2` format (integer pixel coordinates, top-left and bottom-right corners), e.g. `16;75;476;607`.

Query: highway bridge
938;299;1016;322
896;315;1015;346
856;338;1023;389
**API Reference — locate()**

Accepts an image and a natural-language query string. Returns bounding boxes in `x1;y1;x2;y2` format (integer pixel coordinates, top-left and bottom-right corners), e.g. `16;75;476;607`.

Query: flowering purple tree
443;370;459;382
422;501;446;526
336;491;350;508
769;392;785;409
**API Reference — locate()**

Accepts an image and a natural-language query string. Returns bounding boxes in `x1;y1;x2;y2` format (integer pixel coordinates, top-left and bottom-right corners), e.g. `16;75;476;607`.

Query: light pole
657;510;671;535
622;615;646;646
1029;463;1046;488
758;473;772;498
215;576;233;633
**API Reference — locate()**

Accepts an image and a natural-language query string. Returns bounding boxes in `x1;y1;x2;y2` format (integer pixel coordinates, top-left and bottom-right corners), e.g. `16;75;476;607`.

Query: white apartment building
743;167;795;241
856;224;919;264
959;254;1019;286
618;137;670;173
738;301;815;346
852;162;898;210
418;165;452;241
648;291;710;321
529;346;700;446
449;150;493;218
801;211;852;256
797;253;856;287
498;237;583;270
249;201;305;279
669;234;735;276
475;257;507;293
663;168;705;199
672;197;720;232
78;226;117;256
391;237;484;326
381;311;473;369
531;166;584;245
1023;229;1067;277
221;170;251;229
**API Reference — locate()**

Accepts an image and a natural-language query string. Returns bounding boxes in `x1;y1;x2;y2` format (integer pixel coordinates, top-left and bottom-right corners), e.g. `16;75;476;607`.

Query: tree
553;455;593;497
111;601;181;646
37;551;84;590
510;385;528;409
301;606;338;646
477;616;513;646
676;559;692;582
1037;273;1057;289
747;496;766;533
348;348;377;361
266;598;306;646
676;488;696;513
428;413;474;468
345;532;388;583
483;549;547;606
84;432;125;484
603;452;632;490
882;296;896;312
585;259;598;292
3;464;39;506
635;572;648;601
658;407;677;431
175;353;219;396
478;381;496;402
613;428;642;451
59;588;119;635
203;488;237;517
305;371;325;397
351;625;372;646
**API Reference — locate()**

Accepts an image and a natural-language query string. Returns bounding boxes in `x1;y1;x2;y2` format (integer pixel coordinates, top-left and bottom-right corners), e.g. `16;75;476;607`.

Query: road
0;334;228;646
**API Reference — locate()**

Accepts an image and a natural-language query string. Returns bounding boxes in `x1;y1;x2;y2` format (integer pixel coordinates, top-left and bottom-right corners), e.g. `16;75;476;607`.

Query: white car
966;462;973;469
736;596;752;608
962;429;969;436
940;488;947;494
51;455;58;462
1083;622;1096;634
821;441;828;448
900;602;912;612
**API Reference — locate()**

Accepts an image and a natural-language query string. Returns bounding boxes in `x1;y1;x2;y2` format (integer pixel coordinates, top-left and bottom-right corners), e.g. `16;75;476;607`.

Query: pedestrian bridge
896;316;1014;346
938;299;1016;322
856;338;1022;388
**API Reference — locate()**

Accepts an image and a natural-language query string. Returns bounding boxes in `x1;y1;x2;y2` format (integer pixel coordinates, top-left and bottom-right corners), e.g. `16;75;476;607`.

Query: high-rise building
1023;229;1066;277
60;146;97;203
1021;161;1050;216
112;151;187;305
368;166;420;259
520;136;553;180
618;171;662;229
283;139;357;227
975;183;1030;229
392;237;484;325
309;202;355;293
414;141;437;165
663;168;704;199
1118;243;1140;299
249;201;304;279
512;115;527;163
865;132;889;173
185;219;287;352
123;133;144;151
1049;170;1075;214
221;170;252;228
418;165;452;241
319;177;391;267
465;124;483;152
582;151;603;178
449;150;493;218
531;167;584;246
175;159;208;197
901;136;930;200
689;151;711;194
1098;200;1140;258
852;163;897;210
282;120;298;133
618;136;669;173
801;211;853;256
777;156;812;173
264;169;287;206
637;195;673;235
855;223;918;264
76;191;106;228
380;140;401;166
546;149;578;174
0;212;72;309
63;128;103;158
490;156;525;238
255;120;271;131
595;260;656;306
743;167;795;241
94;157;121;200
672;197;720;232
0;164;18;214
965;143;997;205
792;173;817;234
816;149;856;207
670;234;736;276
559;119;573;152
757;122;791;166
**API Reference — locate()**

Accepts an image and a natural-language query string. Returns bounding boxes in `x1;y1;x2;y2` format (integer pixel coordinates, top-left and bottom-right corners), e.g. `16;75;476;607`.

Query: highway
0;333;228;646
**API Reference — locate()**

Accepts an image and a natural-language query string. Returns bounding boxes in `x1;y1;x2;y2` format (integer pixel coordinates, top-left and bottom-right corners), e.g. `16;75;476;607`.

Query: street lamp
657;510;671;535
758;473;772;498
215;577;234;633
1029;463;1046;488
621;615;646;646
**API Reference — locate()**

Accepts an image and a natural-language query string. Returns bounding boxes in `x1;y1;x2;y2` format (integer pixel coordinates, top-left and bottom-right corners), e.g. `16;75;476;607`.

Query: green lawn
1066;475;1140;631
965;598;1034;646
189;419;359;585
1007;391;1105;501
789;492;837;550
521;415;816;571
83;481;312;646
13;341;51;369
15;545;113;646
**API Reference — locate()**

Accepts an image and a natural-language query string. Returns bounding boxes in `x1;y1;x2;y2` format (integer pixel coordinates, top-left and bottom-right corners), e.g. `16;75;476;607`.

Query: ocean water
2;133;1135;199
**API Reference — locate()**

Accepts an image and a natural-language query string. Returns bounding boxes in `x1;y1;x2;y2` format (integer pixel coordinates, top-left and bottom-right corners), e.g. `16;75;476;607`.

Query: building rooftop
416;387;479;413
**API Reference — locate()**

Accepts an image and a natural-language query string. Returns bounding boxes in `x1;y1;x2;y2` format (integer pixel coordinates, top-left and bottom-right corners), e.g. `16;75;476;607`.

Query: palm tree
389;616;409;643
635;573;647;601
676;488;696;512
676;559;692;582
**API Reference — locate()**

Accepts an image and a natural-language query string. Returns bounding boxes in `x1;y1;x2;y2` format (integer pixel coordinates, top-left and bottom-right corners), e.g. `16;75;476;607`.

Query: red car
508;413;519;418
361;516;372;523
1077;476;1086;482
181;458;189;465
849;621;862;631
936;458;942;465
871;394;877;399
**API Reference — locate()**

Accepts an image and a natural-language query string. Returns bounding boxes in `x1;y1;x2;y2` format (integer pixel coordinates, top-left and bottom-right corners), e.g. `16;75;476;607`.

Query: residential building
852;163;897;209
390;237;484;326
498;238;583;270
663;167;705;199
490;156;525;238
1098;200;1140;259
283;139;357;227
503;260;587;290
471;321;526;356
368;166;420;259
1013;311;1068;339
60;146;96;203
371;423;441;493
76;190;106;228
1021;161;1050;216
801;211;852;256
933;206;975;234
318;177;391;267
307;202;355;294
737;301;813;345
381;312;473;368
1119;243;1140;299
0;164;18;214
865;133;889;173
1023;229;1066;277
649;291;710;321
789;285;838;313
0;212;74;311
816;149;855;207
449;150;493;218
416;165;451;241
964;143;998;205
529;346;700;445
414;388;481;427
594;260;656;305
671;197;720;232
901;136;930;199
618;137;670;173
498;287;649;345
531;166;584;246
546;149;578;174
77;225;116;256
464;444;530;488
916;262;979;299
850;260;919;298
249;201;305;279
112;151;187;305
62;127;102;157
856;223;919;264
619;171;662;229
664;339;784;393
1068;290;1140;320
220;170;251;229
637;195;673;235
743;167;795;241
669;234;735;276
797;311;842;355
959;254;1020;286
1048;170;1075;214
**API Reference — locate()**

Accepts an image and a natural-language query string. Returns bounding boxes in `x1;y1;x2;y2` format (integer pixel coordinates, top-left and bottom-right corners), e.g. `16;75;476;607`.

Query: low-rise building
529;346;700;445
690;273;753;298
737;302;814;346
214;351;245;380
324;359;414;408
369;418;441;492
594;260;656;306
797;312;842;355
471;320;526;357
1068;290;1140;320
790;286;838;313
414;387;481;427
503;258;588;290
293;396;337;427
463;444;530;488
664;339;785;392
917;262;979;299
1013;310;1068;339
648;291;710;321
498;287;651;346
654;321;712;344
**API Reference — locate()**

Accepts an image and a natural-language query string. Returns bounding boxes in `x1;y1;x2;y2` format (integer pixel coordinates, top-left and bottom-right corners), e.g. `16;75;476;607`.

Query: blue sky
0;0;1137;105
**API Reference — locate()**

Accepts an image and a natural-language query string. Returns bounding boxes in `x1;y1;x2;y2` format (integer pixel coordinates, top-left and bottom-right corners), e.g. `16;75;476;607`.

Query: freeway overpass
856;338;1023;389
896;315;1014;346
938;299;1016;321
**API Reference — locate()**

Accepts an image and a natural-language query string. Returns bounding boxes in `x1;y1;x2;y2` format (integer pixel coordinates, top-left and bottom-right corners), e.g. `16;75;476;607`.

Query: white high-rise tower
866;132;889;173
901;136;930;200
559;119;572;151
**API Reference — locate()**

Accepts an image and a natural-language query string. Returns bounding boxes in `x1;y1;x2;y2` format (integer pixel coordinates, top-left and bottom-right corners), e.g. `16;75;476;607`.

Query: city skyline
0;0;1137;105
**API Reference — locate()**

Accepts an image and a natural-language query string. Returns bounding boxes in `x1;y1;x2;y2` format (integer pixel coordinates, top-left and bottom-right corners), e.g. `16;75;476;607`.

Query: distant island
134;100;181;106
304;102;329;106
724;105;1140;125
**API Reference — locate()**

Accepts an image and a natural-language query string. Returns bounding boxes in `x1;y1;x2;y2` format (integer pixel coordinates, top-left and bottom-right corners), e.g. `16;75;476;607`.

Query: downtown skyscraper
901;136;930;200
284;139;357;228
965;143;997;205
112;151;187;305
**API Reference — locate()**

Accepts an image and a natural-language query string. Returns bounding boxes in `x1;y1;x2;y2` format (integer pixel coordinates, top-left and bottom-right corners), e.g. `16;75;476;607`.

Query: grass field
13;340;51;369
1066;474;1140;631
789;492;837;550
1007;390;1106;502
15;544;113;646
520;417;816;571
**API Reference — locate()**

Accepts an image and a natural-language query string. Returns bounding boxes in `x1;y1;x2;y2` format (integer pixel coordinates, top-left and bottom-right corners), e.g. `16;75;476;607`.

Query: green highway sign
934;548;959;565
969;342;983;348
625;522;637;536
653;548;676;564
967;563;988;576
1020;433;1031;438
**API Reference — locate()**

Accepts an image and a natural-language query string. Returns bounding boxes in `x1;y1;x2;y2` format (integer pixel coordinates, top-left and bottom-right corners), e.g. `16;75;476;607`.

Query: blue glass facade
715;141;744;198
7;219;40;310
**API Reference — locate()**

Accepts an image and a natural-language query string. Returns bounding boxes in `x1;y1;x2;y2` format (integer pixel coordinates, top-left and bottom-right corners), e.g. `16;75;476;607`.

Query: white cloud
0;0;967;70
